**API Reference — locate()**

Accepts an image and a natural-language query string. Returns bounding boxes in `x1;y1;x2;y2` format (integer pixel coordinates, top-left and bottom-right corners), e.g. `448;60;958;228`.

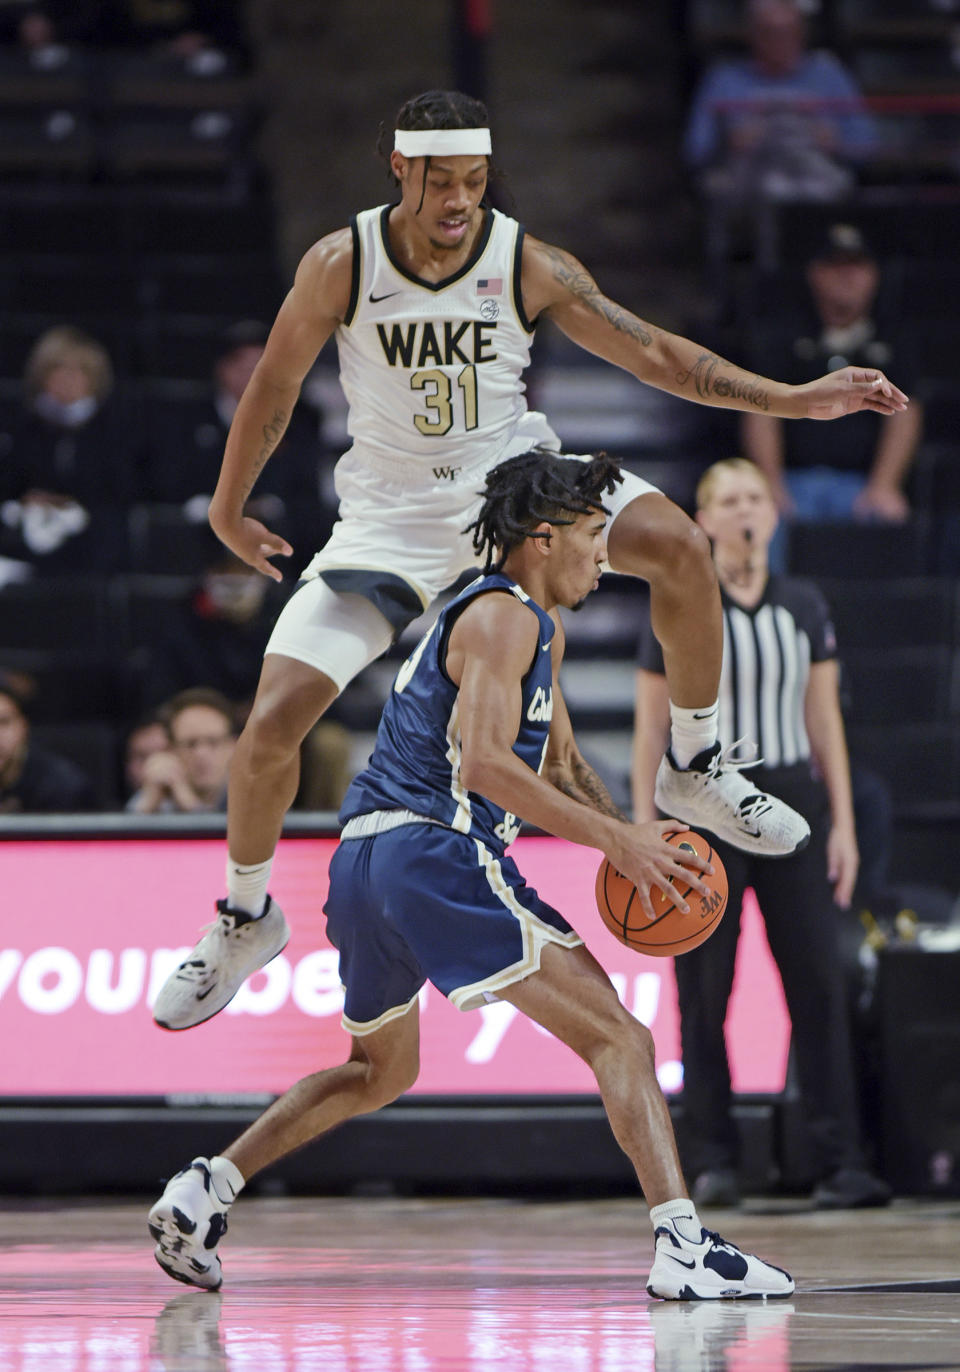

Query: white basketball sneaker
149;1157;239;1290
654;741;810;857
647;1217;795;1301
153;897;290;1030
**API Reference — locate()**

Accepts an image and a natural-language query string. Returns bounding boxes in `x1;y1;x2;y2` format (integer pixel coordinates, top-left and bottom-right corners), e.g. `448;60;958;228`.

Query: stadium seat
0;577;114;652
815;577;958;652
842;644;954;725
846;721;960;815
127;505;220;574
30;720;122;809
788;518;931;578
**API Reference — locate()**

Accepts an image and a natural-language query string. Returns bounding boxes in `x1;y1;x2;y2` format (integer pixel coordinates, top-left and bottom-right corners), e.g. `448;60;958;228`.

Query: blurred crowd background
0;0;958;932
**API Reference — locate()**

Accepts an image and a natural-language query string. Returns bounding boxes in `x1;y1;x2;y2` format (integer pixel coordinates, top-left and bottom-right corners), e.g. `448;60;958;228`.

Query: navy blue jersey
340;572;555;852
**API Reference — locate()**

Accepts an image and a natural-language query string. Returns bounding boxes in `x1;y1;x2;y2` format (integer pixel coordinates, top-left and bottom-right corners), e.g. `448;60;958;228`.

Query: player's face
395;154;488;251
553;510;608;611
698;468;778;552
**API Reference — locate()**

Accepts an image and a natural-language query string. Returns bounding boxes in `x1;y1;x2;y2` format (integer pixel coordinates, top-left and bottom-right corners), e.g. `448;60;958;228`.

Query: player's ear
390;150;408;182
532;521;553;556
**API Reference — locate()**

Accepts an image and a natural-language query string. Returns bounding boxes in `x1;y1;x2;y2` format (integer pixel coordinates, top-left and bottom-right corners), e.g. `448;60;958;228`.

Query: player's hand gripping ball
595;829;727;957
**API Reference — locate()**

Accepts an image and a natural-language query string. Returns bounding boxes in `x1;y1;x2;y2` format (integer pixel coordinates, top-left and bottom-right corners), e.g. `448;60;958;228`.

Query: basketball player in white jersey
152;89;909;1033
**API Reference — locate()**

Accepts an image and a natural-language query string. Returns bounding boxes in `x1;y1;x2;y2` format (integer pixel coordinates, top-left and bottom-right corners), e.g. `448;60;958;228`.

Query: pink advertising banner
0;836;790;1097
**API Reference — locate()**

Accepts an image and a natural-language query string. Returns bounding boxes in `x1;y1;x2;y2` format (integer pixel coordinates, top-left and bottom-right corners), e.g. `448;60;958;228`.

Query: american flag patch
476;278;502;295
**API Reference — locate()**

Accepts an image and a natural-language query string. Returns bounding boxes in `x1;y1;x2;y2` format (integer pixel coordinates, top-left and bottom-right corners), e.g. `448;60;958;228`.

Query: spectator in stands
10;1;248;63
0;669;97;813
633;458;892;1211
144;321;332;560
741;223;923;561
139;550;288;712
684;0;876;204
134;550;354;810
95;0;248;63
128;687;236;814
0;325;140;574
122;714;170;803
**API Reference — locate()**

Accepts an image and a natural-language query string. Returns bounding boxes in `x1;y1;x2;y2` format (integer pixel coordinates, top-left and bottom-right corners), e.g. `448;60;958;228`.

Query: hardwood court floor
1;1194;959;1370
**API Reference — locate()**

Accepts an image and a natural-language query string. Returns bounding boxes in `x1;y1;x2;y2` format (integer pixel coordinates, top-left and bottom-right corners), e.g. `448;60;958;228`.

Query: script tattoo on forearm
543;245;654;346
675;353;770;410
554;757;628;821
241;408;288;503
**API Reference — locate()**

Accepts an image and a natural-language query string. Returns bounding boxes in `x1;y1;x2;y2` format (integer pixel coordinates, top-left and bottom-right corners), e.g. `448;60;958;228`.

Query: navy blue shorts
323;822;582;1035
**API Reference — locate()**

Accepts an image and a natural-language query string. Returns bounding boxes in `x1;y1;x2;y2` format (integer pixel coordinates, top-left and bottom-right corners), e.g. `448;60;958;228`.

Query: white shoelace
698;739;773;822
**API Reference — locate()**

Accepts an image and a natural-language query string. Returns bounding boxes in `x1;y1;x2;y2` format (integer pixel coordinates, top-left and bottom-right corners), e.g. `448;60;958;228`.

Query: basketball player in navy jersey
149;449;795;1301
153;89;908;1034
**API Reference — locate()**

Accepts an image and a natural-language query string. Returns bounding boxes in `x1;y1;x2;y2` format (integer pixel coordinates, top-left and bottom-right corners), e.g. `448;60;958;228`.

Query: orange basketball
595;829;727;957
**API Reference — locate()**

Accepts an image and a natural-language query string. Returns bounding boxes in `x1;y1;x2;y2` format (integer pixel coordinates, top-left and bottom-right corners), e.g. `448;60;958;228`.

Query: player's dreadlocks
466;449;623;572
377;90;499;213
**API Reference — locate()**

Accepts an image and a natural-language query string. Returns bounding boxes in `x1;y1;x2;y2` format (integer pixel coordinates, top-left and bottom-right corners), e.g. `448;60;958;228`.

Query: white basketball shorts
265;443;660;690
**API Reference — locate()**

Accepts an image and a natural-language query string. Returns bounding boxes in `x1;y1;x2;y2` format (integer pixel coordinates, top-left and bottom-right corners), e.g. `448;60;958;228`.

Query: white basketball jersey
335;205;555;480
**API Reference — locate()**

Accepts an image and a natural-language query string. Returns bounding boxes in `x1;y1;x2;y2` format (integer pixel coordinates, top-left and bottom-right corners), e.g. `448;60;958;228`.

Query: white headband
394;128;492;157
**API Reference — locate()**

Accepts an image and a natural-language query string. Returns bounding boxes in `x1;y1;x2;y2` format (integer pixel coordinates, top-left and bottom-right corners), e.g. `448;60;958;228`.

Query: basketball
595;829;728;957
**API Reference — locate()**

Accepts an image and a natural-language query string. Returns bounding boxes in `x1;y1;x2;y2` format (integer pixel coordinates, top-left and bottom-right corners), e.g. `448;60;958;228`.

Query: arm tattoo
675;353;770;411
543;244;654;347
240;408;288;503
554;757;628;821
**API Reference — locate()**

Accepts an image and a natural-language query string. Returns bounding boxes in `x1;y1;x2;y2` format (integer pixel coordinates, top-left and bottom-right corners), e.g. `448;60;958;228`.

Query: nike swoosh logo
541;642;551;651
667;1255;697;1269
692;710;716;719
369;290;400;303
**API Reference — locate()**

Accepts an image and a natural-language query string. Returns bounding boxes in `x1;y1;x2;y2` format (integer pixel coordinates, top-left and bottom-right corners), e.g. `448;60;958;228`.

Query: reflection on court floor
1;1196;958;1371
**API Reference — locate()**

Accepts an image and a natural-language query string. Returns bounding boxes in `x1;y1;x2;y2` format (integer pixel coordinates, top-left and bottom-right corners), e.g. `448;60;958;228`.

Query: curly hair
465;449;623;571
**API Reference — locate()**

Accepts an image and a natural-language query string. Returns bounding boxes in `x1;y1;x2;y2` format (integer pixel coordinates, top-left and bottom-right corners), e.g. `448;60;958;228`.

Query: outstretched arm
521;236;909;421
208;228;352;578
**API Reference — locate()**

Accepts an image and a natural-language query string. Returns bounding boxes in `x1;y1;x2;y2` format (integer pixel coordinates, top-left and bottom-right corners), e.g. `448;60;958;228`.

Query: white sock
226;855;273;918
669;701;719;769
650;1197;704;1243
210;1155;245;1205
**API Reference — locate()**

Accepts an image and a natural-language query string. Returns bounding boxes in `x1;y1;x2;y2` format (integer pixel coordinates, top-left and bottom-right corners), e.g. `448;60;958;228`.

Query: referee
632;457;891;1210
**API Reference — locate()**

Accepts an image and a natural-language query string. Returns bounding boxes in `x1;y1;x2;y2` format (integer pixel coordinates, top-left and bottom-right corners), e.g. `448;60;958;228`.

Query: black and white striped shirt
637;576;837;770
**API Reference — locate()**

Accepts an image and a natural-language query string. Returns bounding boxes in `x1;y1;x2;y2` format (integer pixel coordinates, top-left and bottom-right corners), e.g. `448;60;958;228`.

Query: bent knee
591;1007;657;1073
364;1053;420;1109
609;496;714;583
241;701;305;768
242;671;337;766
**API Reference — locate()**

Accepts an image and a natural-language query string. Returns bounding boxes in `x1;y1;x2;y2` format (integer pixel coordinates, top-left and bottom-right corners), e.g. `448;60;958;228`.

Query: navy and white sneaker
149;1157;237;1290
153;896;290;1030
647;1218;795;1301
655;741;810;858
